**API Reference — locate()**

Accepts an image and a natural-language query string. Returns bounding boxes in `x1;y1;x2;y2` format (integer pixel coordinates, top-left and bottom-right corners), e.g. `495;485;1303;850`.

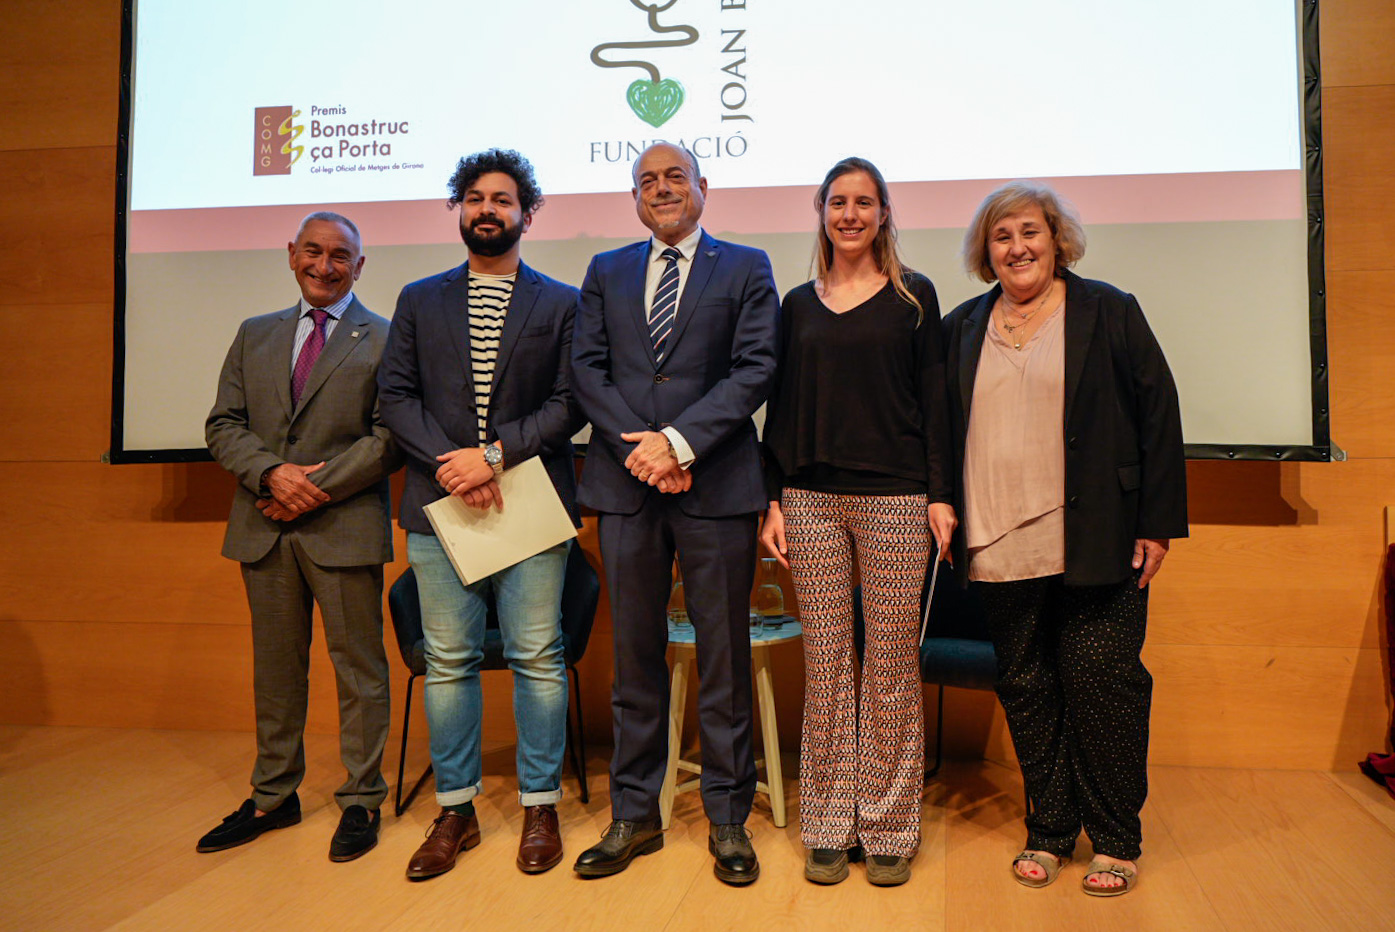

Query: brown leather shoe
516;804;563;873
405;809;481;880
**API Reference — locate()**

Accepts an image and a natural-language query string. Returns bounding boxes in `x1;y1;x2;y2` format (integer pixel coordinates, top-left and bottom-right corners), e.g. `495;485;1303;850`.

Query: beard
459;215;523;257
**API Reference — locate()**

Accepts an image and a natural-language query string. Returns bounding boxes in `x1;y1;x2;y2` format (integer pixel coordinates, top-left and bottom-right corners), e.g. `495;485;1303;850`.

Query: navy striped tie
649;246;681;362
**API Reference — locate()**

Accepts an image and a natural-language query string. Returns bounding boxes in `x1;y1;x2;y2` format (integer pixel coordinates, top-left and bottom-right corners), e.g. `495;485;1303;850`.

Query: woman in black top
760;157;956;886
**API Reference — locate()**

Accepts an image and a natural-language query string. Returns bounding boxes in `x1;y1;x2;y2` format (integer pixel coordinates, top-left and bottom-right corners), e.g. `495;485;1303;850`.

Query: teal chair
853;559;995;778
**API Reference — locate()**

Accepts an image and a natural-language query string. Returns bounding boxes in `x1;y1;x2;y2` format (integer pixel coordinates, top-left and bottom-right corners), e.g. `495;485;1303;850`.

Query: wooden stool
658;617;800;828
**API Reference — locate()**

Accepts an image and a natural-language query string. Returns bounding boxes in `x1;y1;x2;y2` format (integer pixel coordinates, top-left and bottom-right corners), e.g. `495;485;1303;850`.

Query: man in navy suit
378;149;583;879
571;143;779;885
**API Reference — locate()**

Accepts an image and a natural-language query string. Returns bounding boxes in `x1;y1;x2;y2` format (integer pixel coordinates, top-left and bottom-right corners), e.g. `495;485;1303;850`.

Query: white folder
422;456;577;585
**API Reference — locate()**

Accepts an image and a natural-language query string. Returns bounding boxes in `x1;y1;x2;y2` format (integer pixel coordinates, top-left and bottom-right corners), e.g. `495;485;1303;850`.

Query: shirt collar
649;226;703;262
298;291;354;320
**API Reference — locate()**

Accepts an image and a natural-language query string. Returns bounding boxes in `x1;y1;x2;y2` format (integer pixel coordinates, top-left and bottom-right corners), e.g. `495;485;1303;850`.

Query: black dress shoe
196;792;301;852
329;805;381;862
573;819;663;877
709;823;759;885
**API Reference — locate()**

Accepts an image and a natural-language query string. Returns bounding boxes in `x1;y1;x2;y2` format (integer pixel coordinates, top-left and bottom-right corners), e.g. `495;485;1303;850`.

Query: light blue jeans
408;533;569;806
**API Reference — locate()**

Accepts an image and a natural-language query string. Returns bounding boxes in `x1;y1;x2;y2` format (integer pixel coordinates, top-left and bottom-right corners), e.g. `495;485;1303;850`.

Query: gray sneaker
804;848;849;884
866;854;911;886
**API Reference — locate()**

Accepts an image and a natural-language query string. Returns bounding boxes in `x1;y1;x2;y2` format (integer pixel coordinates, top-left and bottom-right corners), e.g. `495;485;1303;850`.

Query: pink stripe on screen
128;170;1304;254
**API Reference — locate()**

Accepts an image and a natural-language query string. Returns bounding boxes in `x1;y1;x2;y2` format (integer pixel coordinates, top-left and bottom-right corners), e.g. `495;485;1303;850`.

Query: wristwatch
483;443;504;476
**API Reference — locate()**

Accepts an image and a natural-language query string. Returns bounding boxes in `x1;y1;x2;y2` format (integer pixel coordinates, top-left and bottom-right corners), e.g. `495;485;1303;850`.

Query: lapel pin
351;331;360;338
705;250;716;257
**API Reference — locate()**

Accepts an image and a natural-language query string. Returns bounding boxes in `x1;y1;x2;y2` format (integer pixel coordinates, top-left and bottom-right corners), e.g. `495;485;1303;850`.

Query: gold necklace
998;286;1053;350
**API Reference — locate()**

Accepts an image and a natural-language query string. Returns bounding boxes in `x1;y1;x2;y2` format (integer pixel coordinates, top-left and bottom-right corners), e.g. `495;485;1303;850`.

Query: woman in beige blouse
940;181;1188;896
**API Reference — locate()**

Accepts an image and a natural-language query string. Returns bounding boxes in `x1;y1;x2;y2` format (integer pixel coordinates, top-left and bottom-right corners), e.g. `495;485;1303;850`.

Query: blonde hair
961;180;1086;283
812;157;922;323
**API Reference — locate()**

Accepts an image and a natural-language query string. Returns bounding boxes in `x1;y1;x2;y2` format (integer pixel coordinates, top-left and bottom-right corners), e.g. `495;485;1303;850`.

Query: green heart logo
627;78;684;128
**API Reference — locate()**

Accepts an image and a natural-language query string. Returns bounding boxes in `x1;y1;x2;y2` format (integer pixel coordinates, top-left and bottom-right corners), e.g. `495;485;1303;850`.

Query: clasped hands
435;446;503;510
256;462;331;521
621;430;690;494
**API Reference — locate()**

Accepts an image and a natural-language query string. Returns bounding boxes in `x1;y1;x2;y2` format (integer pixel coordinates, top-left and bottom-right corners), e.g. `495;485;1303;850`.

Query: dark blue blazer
378;261;584;535
572;230;779;517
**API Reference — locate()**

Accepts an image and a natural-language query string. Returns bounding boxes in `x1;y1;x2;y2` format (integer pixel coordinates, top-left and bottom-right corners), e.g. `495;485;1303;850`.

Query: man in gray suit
201;211;399;862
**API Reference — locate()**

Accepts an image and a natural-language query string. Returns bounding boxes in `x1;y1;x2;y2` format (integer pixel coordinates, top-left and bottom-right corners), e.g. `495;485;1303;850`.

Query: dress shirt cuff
661;426;695;469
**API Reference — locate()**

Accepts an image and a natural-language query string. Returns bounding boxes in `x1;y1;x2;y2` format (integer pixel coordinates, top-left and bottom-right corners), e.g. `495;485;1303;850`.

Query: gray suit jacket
206;296;400;566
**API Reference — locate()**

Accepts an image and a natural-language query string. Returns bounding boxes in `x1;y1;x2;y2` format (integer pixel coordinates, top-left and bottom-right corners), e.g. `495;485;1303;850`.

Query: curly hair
446;148;544;214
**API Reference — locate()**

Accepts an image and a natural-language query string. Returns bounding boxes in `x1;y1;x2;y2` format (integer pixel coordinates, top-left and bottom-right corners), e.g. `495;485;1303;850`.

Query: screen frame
107;0;1333;465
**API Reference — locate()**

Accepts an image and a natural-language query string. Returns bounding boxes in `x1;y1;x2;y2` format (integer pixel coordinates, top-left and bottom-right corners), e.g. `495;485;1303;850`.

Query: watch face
485;446;502;466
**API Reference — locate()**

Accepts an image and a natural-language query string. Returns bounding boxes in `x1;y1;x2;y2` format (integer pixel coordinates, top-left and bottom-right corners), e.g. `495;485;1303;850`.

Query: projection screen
112;0;1329;463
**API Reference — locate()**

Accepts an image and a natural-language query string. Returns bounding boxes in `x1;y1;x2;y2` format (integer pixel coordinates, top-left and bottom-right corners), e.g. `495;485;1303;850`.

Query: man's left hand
656;469;692;494
621;430;683;485
461;479;503;511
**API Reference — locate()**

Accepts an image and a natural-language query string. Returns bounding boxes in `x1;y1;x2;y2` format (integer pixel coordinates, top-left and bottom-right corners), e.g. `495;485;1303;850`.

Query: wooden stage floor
3;725;1393;931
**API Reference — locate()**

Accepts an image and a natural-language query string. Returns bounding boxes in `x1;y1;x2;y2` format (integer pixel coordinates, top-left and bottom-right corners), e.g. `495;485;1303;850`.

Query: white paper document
422;456;577;585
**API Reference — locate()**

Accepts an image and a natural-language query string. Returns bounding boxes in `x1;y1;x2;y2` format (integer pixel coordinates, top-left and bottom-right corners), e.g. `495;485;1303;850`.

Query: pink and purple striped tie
291;308;328;407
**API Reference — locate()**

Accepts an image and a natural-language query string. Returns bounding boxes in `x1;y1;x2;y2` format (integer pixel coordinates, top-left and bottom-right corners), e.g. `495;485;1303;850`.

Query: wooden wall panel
0;0;122;152
1322;0;1395;88
1;618;261;731
1326;271;1395;459
0;146;115;307
926;641;1383;770
0;461;260;626
1323;85;1395;273
0;0;1392;775
1146;644;1389;771
0;304;112;462
1151;459;1392;650
944;642;1391;773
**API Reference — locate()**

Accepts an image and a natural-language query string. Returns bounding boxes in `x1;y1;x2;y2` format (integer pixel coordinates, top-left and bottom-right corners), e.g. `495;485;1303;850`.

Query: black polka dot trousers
977;574;1151;861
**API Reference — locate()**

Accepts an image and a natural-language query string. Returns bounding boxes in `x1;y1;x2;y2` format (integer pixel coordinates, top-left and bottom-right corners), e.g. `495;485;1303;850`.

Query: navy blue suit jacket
378;260;584;535
572;231;779;517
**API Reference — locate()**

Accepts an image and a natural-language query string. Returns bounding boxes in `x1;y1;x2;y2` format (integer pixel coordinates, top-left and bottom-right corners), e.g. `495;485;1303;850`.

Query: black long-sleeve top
762;272;953;502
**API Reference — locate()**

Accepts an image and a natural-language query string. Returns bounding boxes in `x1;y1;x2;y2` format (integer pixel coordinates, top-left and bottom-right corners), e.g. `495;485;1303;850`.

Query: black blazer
378;261;584;535
571;230;779;517
941;270;1188;586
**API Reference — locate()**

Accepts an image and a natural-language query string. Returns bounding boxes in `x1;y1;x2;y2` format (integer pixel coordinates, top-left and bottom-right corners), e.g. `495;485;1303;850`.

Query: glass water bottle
666;560;690;626
752;557;785;626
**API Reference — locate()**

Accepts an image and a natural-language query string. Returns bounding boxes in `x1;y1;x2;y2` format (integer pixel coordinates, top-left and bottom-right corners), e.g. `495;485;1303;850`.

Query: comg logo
253;106;304;176
591;0;698;129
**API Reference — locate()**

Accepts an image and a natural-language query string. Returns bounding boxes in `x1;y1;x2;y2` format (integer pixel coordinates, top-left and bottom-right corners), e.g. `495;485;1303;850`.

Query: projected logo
591;1;698;128
253;106;304;175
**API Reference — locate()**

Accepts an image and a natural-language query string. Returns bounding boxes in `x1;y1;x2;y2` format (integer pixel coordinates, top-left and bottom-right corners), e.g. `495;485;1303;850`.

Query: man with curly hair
378;148;584;879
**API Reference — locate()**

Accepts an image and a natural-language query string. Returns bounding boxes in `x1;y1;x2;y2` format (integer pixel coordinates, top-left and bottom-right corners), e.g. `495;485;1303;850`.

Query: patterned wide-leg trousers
782;488;930;857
